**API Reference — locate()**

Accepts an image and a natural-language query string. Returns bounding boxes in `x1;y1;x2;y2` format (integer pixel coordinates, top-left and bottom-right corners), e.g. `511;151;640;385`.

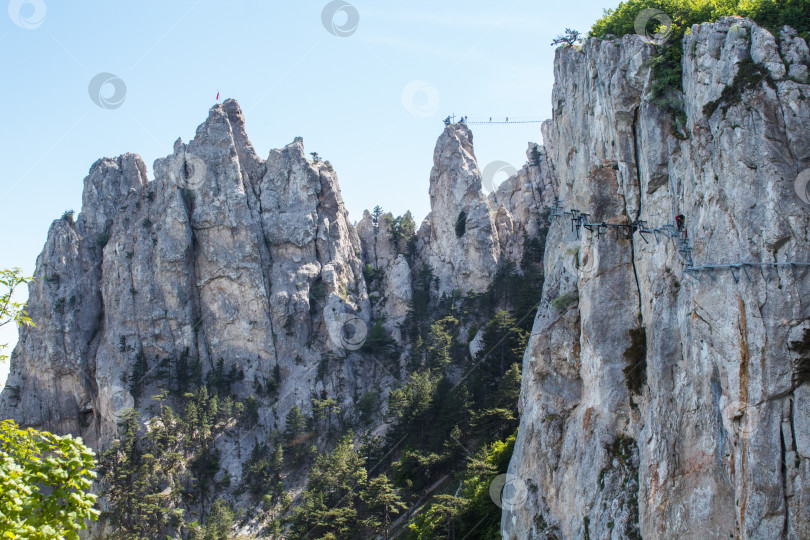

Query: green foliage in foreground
589;0;810;132
0;419;99;539
0;268;35;363
0;268;98;538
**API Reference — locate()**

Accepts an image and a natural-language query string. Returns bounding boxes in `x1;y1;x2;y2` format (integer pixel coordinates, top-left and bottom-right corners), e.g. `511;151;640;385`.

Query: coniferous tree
372;205;383;225
427;316;458;369
290;434;373;539
98;406;186;538
283;406;309;463
361;473;407;539
129;349;149;400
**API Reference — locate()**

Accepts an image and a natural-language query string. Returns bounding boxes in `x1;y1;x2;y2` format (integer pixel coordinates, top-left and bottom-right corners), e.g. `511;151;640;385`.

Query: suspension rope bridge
444;114;544;125
549;200;810;279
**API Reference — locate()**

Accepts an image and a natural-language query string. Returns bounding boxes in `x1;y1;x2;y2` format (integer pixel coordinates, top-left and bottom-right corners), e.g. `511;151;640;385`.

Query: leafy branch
0;268;35;363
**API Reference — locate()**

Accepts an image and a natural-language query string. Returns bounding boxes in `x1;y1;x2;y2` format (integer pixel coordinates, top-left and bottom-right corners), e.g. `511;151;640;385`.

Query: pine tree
477;311;528;392
129;348;149;400
372;205;383;225
427;316;458;369
270;444;284;483
283;406;309;463
98;406;186;538
200;498;236;540
290;434;367;538
312;397;340;433
361;474;407;539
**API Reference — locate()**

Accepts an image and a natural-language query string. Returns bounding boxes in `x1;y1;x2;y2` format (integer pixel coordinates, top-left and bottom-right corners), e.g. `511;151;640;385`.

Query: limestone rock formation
0;96;552;537
420;123;501;295
489;143;558;265
6;17;805;539
1;100;373;457
356;210;413;343
505;18;810;540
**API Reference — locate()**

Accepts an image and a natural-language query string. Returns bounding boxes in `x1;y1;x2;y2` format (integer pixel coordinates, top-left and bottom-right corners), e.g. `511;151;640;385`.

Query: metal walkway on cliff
444;114;544;125
549;200;810;278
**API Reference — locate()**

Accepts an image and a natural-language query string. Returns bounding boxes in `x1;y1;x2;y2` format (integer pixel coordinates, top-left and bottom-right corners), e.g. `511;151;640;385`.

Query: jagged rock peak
421;123;500;294
0;98;370;451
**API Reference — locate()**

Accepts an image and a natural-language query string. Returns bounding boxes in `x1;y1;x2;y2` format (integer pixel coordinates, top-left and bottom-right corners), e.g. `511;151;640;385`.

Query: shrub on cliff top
588;0;810;132
591;0;810;40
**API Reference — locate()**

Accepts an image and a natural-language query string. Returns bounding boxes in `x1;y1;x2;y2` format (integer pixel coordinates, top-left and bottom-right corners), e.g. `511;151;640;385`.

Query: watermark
401;80;440;118
721;398;761;440
489;473;528;510
321;0;359;37
8;0;46;29
481;160;517;195
325;311;367;351
634;8;673;46
169;153;208;190
794;168;810;205
88;72;127;110
105;384;135;425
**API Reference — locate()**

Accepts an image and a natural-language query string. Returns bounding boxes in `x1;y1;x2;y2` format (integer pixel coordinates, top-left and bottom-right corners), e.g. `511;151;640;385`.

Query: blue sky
0;0;612;386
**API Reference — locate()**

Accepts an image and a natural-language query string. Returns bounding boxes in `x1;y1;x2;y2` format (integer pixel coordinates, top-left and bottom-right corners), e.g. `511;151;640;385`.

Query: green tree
387;369;439;440
0;268;98;538
182;387;227;518
243;443;277;497
174;347;202;394
290;433;367;538
372;205;384;225
387;211;417;256
98;407;186;538
427;316;459;370
283;406;310;463
200;498;235;540
356;391;379;425
0;419;99;539
551;28;582;46
128;348;149;400
477;311;528;385
99;388;238;538
0;268;34;363
361;320;396;353
312;397;341;432
407;431;518;540
410;494;468;540
361;474;407;539
589;0;810;132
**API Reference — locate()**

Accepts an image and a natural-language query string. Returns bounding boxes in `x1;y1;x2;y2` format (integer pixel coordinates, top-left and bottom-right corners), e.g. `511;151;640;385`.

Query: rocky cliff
1;100;377;451
3;15;809;540
504;17;810;540
0;99;553;535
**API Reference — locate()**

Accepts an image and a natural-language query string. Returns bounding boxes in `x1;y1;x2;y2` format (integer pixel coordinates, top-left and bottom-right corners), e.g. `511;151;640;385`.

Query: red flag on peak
216;91;220;101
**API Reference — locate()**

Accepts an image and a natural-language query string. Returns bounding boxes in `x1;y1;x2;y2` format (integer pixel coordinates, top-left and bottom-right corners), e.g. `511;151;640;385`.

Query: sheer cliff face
505;18;810;540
